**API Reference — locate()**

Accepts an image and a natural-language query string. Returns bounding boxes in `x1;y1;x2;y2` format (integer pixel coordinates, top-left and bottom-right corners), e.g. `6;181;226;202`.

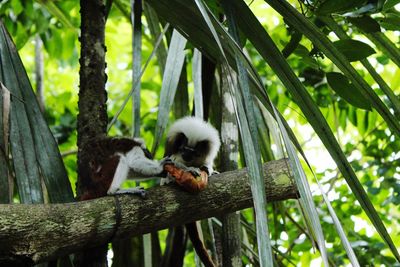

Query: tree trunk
76;0;108;266
0;159;297;265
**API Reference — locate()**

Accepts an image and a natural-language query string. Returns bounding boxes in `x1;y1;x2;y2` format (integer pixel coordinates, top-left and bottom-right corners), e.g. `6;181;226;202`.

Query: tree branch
0;159;297;265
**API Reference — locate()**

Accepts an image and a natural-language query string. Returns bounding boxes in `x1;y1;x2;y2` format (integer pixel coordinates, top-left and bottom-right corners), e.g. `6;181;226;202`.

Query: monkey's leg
107;153;148;197
200;165;219;176
113;186;147;197
107;157;130;195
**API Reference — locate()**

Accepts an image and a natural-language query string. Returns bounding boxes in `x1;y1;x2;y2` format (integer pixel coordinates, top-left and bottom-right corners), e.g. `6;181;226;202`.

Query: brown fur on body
79;137;152;201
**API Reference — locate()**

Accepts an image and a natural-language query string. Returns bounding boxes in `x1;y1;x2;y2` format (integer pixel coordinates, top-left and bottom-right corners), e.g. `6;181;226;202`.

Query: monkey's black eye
175;133;188;149
195;140;210;156
182;146;195;162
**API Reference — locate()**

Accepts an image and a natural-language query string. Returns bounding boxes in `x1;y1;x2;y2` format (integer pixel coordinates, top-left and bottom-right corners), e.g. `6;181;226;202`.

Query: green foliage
348;16;382;33
0;21;73;203
316;0;368;15
333;39;376;62
3;0;400;266
0;0;79;61
326;72;372;110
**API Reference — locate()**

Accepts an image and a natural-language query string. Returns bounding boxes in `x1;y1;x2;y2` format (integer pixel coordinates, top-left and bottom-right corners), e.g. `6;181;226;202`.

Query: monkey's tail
186;222;216;267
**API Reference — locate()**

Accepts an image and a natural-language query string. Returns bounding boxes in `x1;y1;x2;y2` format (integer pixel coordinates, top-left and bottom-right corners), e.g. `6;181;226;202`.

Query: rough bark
0;159;297;265
76;0;108;197
76;0;108;266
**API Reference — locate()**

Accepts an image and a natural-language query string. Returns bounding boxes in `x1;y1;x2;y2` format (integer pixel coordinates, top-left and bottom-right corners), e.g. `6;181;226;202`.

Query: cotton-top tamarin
163;116;220;267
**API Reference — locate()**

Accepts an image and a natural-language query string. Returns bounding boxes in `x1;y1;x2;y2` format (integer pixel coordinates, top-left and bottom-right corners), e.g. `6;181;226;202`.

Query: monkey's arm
124;147;165;176
107;147;170;195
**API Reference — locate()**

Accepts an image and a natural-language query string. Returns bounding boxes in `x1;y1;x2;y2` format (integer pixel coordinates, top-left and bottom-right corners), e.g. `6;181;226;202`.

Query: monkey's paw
113;186;147;198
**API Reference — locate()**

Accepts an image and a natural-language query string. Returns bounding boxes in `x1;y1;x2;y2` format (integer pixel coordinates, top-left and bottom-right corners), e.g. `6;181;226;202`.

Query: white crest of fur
167;116;221;166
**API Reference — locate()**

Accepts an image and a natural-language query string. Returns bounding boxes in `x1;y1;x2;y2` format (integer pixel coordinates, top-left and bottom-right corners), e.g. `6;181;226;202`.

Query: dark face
166;132;211;167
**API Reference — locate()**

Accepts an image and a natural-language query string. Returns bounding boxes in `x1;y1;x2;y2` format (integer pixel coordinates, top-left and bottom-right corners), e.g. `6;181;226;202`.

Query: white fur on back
167;116;221;165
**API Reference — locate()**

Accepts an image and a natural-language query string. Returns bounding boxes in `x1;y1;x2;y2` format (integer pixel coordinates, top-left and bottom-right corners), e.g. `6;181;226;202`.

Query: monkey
79;136;170;201
165;116;220;175
162;116;220;267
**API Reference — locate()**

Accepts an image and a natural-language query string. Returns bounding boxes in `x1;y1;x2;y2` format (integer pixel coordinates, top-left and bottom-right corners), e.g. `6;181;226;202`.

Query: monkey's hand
200;166;219;176
161;159;188;169
160;157;174;166
163;164;208;193
109;186;147;198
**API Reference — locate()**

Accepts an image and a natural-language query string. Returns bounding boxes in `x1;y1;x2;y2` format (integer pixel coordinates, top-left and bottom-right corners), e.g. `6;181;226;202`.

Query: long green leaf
224;2;329;263
152;29;187;153
234;0;400;261
317;180;361;267
0;83;11;204
173;62;189;119
107;23;170;132
384;0;400;9
281;112;360;266
361;60;400;114
131;0;142;138
223;63;273;266
275;109;330;266
190;0;273;265
367;32;400;68
1;22;74;203
8;36;74;203
253;102;274;162
264;0;400;137
143;3;168;75
146;0;223;62
256;101;284;159
1;26;43;204
192;49;203;118
36;0;76;29
200;0;273;265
